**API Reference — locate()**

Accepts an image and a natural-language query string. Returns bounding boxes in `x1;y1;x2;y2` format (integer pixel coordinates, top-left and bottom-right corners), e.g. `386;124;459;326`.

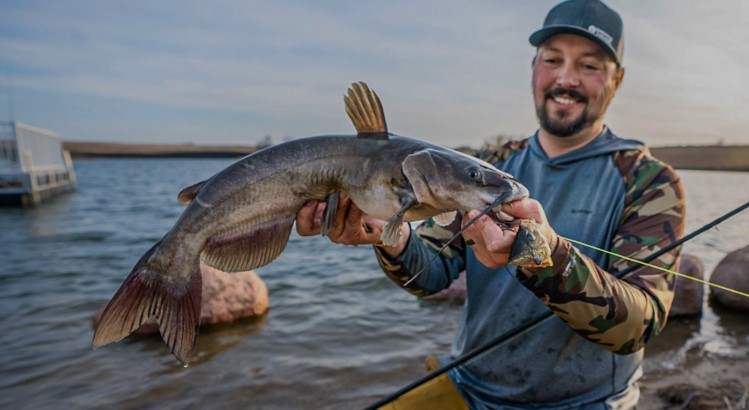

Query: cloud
1;0;748;146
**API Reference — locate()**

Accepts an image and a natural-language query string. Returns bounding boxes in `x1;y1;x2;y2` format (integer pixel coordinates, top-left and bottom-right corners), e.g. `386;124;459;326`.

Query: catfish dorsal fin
344;81;388;139
177;180;206;204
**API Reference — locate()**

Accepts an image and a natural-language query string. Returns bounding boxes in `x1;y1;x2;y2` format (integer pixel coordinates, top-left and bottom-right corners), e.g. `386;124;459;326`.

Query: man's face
532;33;623;138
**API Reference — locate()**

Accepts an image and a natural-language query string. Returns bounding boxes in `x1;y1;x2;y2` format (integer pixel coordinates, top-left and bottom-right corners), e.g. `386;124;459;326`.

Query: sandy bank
63;141;749;172
63;141;257;158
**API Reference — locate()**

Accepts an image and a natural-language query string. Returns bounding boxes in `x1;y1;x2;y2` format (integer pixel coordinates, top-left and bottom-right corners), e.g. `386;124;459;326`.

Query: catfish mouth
485;179;529;229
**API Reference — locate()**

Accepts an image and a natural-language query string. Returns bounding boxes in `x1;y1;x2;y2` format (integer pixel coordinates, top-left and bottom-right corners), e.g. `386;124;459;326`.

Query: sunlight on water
0;161;747;409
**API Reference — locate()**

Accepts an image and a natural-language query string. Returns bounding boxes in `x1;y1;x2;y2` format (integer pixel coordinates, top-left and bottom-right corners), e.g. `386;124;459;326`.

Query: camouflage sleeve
373;215;468;297
517;150;686;354
476;138;529;164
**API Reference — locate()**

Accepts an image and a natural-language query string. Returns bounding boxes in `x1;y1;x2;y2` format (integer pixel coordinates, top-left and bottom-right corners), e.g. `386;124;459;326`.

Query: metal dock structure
0;121;76;206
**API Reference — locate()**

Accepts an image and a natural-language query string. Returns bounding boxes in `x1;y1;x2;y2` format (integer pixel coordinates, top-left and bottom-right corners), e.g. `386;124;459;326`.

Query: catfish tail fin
92;241;202;365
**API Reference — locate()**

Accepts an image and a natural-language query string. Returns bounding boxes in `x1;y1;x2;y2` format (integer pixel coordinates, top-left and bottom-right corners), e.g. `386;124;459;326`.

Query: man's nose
555;63;581;88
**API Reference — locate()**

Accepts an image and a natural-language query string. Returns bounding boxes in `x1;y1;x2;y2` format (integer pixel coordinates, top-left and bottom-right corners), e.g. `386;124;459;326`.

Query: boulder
93;262;269;334
668;254;704;317
657;379;747;410
710;244;749;311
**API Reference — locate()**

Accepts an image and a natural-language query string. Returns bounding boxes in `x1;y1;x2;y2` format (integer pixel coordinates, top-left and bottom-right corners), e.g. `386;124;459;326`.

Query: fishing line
363;198;749;410
563;236;749;299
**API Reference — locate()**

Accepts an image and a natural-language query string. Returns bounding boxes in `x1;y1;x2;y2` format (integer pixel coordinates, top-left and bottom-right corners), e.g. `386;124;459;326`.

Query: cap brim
529;25;620;64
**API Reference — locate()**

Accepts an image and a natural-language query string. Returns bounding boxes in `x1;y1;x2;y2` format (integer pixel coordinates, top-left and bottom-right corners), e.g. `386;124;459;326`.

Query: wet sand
639;305;749;409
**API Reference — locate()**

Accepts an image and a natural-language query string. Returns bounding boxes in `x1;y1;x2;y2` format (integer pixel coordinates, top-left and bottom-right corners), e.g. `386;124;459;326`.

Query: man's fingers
346;201;365;227
328;194;352;239
298;193;383;246
463;210;491;237
502;198;544;222
328;194;369;244
296;200;324;236
361;215;384;242
461;209;514;268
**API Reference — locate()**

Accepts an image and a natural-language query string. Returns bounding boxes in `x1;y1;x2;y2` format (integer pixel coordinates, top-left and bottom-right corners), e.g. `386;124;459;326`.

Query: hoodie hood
528;126;644;167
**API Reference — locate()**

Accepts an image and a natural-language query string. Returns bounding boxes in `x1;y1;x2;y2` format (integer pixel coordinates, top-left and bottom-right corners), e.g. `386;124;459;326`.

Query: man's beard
536;88;595;138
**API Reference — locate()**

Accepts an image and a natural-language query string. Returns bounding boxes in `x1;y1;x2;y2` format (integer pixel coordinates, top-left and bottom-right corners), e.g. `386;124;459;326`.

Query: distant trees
256;135;273;149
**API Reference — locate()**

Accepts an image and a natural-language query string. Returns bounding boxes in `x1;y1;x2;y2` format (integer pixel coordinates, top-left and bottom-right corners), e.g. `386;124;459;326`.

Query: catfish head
401;148;529;219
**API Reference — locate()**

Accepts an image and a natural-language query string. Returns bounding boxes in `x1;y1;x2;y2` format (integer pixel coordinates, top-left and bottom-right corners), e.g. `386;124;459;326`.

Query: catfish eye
467;166;482;182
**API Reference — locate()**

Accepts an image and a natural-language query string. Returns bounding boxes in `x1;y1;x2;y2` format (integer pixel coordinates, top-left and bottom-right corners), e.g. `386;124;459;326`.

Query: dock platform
0;121;76;206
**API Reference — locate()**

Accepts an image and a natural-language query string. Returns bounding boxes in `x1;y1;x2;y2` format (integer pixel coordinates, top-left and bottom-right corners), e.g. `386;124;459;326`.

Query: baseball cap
529;0;624;65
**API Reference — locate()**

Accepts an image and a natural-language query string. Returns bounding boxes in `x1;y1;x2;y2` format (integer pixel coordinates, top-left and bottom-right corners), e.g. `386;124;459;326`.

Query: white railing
0;122;70;174
14;122;68;173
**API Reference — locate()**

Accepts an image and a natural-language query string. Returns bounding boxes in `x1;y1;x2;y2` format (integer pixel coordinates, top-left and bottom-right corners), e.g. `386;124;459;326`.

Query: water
0;160;747;409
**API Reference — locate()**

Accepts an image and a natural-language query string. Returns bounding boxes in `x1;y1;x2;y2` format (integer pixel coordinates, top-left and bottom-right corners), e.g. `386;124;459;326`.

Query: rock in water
92;263;269;334
657;379;748;410
199;263;269;325
710;244;749;312
669;254;705;317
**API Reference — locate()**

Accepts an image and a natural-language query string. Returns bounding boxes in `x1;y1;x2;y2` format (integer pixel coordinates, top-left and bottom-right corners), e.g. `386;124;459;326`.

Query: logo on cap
587;25;613;46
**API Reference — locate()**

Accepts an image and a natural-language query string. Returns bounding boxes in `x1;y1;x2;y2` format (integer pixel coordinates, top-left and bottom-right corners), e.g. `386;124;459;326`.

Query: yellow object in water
377;356;469;410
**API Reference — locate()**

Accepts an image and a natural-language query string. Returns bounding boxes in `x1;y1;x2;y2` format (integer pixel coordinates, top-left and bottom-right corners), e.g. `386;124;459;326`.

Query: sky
1;0;748;148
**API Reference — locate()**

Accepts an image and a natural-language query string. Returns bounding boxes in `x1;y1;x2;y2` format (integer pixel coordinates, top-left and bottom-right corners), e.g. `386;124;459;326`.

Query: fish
92;82;530;365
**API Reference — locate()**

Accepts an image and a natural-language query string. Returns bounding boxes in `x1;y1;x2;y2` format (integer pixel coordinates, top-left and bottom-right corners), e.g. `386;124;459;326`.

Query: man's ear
614;67;625;90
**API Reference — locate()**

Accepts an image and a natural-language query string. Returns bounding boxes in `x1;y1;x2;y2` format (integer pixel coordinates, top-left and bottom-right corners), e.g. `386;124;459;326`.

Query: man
297;0;686;408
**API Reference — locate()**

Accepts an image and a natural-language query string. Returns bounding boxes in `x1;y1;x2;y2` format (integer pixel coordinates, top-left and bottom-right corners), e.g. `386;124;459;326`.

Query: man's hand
461;198;556;269
295;192;410;257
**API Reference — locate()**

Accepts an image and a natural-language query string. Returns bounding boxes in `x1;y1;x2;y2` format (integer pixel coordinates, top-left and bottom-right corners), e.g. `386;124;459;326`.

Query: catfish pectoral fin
92;241;202;365
321;192;339;237
381;200;416;247
381;219;403;247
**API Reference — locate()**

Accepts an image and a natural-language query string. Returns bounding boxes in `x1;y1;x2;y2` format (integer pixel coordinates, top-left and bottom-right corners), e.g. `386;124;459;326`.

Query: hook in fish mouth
481;177;529;228
494;207;515;222
490;202;522;230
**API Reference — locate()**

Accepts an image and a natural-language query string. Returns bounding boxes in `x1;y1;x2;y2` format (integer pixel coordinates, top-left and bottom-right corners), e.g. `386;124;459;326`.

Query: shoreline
63;141;749;172
63;141;257;159
639;307;749;409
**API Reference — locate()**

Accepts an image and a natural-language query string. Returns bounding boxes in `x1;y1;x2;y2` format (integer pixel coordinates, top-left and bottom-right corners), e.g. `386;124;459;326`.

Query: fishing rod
363;198;749;410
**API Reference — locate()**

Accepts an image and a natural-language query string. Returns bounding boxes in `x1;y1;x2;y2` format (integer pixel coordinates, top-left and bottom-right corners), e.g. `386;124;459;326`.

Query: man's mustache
545;88;587;103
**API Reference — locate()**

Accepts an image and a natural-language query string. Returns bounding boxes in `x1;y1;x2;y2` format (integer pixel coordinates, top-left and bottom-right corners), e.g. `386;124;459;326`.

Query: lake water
1;159;747;409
